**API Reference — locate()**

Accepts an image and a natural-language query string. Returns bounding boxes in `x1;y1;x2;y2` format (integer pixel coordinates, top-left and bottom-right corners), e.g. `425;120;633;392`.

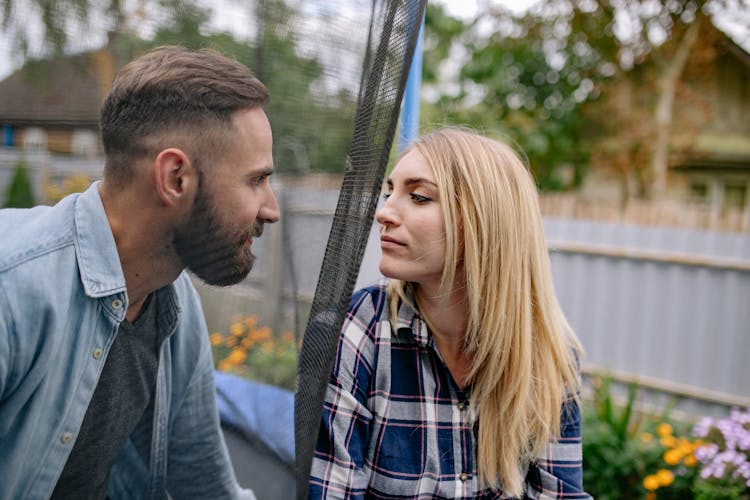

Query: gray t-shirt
51;294;163;499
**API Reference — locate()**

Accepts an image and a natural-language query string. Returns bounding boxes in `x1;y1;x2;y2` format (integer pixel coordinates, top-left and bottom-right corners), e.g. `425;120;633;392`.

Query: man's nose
259;185;280;223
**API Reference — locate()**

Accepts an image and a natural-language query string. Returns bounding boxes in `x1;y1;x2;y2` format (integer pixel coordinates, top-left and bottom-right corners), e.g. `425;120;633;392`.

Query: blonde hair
387;128;583;496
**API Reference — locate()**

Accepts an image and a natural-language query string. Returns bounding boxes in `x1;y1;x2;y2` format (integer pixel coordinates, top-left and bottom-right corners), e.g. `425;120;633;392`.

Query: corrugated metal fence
3;163;746;417
102;180;750;417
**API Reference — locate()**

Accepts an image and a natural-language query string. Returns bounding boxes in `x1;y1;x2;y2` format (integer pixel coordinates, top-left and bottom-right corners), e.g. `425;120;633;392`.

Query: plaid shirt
309;281;591;499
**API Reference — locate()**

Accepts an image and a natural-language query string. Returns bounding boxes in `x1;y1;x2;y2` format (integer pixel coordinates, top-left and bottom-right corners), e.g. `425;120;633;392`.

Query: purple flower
695;443;719;463
693;416;714;438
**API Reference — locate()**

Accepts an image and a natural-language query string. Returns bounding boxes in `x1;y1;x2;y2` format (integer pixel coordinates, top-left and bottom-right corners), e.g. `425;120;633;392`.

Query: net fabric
294;1;426;497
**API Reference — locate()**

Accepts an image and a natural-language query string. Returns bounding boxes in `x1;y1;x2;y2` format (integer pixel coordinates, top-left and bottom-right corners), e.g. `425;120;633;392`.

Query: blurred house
0;48;117;204
672;30;750;212
580;24;750;215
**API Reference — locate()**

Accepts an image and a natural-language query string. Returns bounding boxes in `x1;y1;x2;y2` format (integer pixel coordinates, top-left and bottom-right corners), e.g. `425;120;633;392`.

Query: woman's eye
411;193;430;203
381;192;392;200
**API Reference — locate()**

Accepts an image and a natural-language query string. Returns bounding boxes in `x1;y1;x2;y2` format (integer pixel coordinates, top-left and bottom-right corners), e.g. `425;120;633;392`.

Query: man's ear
153;148;197;208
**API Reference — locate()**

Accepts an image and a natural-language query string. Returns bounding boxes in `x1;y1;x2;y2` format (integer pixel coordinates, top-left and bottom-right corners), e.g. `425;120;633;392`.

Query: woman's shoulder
347;279;390;321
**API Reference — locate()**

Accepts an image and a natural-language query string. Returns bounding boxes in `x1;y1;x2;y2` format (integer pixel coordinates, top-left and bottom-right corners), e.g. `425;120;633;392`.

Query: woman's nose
375;197;398;226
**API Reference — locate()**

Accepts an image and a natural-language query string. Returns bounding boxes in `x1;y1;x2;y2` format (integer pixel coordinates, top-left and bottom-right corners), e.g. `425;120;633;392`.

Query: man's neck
98;182;183;319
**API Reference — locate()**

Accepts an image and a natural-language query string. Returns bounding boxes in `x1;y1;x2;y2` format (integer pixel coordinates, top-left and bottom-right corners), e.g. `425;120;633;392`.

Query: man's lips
380;235;405;248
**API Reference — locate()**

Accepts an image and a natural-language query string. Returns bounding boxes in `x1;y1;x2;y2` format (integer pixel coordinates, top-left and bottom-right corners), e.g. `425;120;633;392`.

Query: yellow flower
641;433;654;443
281;331;295;343
225;336;238;348
209;333;223;346
684;454;697;467
663;449;682;466
643;474;660;491
660;435;677;448
656;469;674;487
645;493;656;500
657;423;673;438
224;348;247;366
229;322;245;337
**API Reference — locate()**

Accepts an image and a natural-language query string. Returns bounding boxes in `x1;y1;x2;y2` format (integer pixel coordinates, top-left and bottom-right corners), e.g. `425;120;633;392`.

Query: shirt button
457;401;467;411
92;348;103;360
459;472;468;482
61;432;73;444
111;299;123;309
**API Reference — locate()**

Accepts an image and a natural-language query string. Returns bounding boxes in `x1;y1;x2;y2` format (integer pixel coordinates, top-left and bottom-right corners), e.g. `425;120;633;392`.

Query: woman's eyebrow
384;177;437;189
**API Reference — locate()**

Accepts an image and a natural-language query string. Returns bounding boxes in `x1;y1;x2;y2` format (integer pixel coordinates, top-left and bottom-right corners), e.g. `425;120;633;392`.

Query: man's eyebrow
251;166;275;177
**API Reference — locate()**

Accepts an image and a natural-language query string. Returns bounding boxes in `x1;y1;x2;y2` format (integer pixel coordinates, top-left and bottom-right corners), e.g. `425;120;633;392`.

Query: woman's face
375;150;447;288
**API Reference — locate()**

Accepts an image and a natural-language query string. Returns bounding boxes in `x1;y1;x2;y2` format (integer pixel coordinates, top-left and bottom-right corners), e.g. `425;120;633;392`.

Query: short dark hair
100;46;269;186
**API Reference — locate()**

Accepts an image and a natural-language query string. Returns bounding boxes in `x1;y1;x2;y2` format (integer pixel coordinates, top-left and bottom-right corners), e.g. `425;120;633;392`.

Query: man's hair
387;127;583;496
100;46;269;186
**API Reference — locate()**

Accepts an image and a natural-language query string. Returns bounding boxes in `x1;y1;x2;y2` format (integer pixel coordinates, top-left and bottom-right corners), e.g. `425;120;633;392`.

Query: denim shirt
0;183;254;500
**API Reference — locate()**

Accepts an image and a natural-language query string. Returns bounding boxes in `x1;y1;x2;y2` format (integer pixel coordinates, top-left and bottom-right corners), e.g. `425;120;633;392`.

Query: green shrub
3;160;36;208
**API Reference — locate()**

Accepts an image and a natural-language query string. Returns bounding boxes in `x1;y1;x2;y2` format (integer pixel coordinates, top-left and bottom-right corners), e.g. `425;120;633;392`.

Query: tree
3;160;36;208
422;0;747;198
3;0;358;174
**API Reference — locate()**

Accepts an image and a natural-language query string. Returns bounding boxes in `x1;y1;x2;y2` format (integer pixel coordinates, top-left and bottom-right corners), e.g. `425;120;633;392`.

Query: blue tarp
214;371;295;466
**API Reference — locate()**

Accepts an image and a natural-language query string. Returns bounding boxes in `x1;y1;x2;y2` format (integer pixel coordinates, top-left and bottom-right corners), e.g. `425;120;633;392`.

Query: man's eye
251;175;269;186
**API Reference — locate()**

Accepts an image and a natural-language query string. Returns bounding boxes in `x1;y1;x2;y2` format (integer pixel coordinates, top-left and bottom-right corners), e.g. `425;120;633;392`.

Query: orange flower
684;454;697;467
641;432;654;443
225;336;238;348
657;423;673;438
660;435;677;448
656;469;674;487
229;322;245;337
663;449;682;466
224;349;247;366
209;333;223;346
249;327;272;342
643;474;660;491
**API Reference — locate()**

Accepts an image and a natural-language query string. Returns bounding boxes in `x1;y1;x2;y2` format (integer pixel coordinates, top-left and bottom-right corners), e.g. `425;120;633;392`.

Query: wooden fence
539;193;750;233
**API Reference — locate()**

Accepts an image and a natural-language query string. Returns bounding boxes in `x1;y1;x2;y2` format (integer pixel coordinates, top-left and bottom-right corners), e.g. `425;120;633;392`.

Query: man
0;46;279;499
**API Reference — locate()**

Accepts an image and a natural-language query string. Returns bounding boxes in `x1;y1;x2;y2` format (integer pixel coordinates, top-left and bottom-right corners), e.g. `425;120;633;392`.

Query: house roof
0;50;114;127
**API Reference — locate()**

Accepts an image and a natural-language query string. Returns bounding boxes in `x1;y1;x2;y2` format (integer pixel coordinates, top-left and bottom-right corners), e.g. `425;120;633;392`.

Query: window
690;182;708;202
72;129;98;157
23;127;47;150
723;182;747;210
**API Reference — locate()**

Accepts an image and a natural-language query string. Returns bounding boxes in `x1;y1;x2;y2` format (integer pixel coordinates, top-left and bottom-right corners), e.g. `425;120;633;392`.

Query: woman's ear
153;148;198;208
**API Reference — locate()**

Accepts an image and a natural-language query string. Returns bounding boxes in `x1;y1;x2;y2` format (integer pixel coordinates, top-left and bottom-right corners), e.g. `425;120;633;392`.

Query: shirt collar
393;284;432;349
73;181;128;298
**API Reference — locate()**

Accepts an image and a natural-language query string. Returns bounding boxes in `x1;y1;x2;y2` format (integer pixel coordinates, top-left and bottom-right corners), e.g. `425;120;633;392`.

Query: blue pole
398;17;424;153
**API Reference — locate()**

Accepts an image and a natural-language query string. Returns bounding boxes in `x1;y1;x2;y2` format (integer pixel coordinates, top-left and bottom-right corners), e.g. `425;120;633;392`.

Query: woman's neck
416;274;471;387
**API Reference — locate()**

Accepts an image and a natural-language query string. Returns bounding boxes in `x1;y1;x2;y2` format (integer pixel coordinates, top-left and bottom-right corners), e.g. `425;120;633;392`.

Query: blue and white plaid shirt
309;281;591;499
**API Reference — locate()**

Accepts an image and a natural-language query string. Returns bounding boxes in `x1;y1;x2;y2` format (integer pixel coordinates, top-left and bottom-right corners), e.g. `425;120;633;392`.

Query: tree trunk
649;17;702;199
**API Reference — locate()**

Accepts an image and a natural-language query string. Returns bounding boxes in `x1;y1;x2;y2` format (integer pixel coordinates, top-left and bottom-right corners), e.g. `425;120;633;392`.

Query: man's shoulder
0;197;78;273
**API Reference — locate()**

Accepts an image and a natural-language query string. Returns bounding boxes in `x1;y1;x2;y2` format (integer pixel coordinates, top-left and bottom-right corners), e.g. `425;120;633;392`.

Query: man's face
173;107;279;286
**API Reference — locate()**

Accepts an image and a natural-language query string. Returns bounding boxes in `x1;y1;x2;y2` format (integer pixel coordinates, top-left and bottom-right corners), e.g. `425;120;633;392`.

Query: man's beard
173;185;261;286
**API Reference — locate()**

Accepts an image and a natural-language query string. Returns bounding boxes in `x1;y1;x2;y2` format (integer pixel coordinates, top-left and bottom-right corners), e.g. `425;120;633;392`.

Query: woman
309;128;590;499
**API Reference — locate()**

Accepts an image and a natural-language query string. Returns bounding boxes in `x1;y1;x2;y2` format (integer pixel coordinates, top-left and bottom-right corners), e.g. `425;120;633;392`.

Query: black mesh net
293;1;426;495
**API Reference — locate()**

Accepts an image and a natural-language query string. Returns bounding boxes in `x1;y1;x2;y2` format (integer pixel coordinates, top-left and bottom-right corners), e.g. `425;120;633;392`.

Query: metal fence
196;183;749;419
4;166;746;418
